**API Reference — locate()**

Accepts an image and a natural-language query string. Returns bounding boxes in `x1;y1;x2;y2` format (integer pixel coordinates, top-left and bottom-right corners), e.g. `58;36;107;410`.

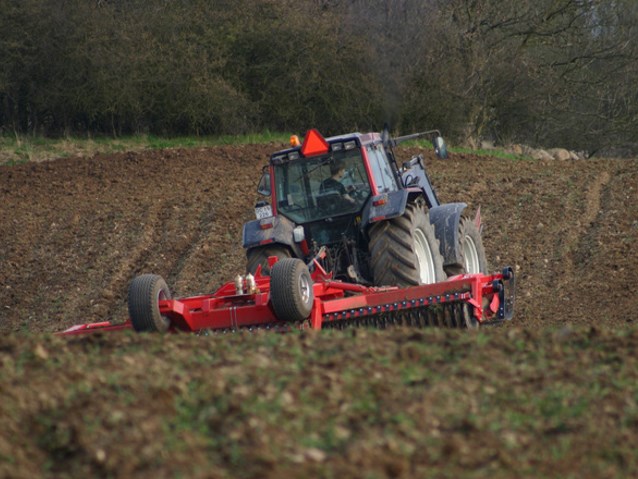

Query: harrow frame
59;259;514;336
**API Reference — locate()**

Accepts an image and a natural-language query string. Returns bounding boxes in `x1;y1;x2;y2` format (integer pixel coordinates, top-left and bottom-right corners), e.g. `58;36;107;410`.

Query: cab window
273;149;371;223
366;145;398;193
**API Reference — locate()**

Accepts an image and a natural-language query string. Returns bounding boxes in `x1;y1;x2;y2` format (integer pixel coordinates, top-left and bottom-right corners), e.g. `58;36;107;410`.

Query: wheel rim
463;235;480;274
414;228;436;284
298;274;311;305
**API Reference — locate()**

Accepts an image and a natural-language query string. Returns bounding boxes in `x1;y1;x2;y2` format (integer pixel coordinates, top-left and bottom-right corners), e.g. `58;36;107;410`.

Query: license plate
255;204;273;219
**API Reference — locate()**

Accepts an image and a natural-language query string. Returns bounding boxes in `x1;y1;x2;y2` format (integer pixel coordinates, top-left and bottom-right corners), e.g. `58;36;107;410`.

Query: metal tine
443;304;453;328
421;309;429;328
453;303;463;329
449;304;458;328
450;304;459;328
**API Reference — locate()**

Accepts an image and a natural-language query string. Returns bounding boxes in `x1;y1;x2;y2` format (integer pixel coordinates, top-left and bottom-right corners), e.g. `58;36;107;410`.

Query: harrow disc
321;301;481;331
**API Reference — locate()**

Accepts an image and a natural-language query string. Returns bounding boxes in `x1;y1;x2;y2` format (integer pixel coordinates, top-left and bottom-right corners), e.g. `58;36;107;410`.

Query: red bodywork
58;260;514;336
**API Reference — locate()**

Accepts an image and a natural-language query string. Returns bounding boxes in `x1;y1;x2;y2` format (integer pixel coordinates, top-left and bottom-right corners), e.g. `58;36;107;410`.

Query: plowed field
1;146;637;478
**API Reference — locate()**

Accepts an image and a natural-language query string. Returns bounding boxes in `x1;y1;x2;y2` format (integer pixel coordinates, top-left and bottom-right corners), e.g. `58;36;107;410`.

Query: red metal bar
58;320;133;335
58;271;507;336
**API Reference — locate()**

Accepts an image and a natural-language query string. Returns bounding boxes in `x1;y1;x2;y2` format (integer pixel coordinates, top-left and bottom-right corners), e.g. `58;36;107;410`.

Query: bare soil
1;146;637;477
2;146;636;332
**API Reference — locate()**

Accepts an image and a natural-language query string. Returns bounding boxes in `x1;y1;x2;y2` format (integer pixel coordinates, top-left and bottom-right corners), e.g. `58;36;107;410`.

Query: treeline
1;0;637;150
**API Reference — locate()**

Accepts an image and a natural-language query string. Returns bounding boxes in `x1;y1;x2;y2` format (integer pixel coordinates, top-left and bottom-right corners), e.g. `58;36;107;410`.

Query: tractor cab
261;129;400;222
273;143;371;224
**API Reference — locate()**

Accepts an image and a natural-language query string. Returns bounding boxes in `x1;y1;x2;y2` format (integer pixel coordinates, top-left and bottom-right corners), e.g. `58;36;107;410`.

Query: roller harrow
59;257;514;336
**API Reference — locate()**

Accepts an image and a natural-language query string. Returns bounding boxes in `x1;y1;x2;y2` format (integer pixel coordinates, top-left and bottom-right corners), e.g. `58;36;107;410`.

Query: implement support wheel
270;258;314;322
128;274;172;332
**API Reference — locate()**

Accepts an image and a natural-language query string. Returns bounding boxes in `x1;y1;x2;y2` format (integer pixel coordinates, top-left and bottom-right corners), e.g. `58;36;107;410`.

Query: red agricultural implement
59;126;516;336
59;256;514;336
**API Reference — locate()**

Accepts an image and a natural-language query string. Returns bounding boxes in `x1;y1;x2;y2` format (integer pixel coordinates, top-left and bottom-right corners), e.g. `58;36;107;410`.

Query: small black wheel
460;303;479;329
270;258;314;322
246;246;292;276
128;274;172;332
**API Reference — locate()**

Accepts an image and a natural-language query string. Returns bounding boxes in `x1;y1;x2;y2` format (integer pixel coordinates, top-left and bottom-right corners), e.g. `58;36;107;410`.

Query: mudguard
242;215;304;258
362;189;409;226
429;202;467;268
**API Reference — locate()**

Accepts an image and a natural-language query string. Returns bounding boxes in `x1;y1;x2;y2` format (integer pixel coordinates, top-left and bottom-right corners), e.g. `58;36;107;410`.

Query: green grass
1;131;534;166
397;139;533;161
450;145;532;161
0;131;292;165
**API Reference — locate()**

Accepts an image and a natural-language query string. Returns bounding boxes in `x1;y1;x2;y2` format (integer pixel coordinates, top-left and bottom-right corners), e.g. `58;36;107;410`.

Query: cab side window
366;145;398;193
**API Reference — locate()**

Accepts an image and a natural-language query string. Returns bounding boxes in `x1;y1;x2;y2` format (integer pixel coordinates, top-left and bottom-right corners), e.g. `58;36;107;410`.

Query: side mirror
257;172;271;196
433;136;448;159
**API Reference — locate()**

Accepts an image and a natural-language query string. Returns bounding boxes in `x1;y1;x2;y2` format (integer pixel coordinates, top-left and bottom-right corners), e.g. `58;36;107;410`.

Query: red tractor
60;129;514;336
244;128;486;287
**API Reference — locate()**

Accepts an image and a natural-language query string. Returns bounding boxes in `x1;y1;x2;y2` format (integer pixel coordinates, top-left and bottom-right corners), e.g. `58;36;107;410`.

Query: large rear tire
369;202;446;287
128;274;172;333
270;258;314;322
444;214;489;277
246;246;292;276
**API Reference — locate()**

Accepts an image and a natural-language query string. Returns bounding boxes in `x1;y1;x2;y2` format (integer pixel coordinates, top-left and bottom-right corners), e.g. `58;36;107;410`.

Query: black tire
270;258;314;322
444;214;489;277
460;303;479;329
451;303;479;329
369;202;446;287
128;274;172;333
246;246;292;276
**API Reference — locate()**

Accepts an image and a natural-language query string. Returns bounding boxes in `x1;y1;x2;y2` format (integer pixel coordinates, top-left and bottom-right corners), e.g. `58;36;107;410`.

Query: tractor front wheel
270;258;314;322
128;274;172;332
369;202;446;287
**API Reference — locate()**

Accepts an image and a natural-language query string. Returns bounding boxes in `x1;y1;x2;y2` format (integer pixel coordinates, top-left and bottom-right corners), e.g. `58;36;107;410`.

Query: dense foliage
1;0;637;150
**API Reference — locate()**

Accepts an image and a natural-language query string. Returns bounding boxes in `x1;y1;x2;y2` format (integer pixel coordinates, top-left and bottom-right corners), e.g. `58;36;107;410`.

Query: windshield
274;148;371;223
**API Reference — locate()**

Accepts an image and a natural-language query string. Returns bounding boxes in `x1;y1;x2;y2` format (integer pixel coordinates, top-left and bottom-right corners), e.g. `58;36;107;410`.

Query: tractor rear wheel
369;202;446;287
128;274;172;332
246;246;291;276
270;258;314;322
444;214;488;277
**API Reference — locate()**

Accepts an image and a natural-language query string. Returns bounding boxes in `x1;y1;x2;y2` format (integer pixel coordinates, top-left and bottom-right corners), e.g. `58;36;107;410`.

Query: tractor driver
320;158;356;205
